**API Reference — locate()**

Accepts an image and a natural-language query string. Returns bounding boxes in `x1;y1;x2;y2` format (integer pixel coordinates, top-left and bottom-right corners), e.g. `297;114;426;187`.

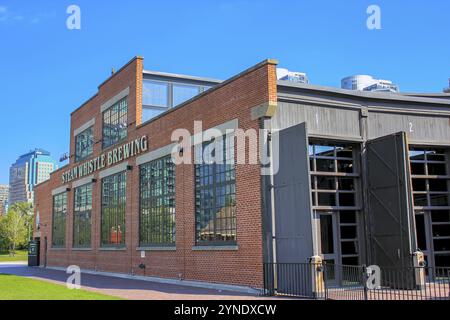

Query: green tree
0;202;32;256
9;202;34;242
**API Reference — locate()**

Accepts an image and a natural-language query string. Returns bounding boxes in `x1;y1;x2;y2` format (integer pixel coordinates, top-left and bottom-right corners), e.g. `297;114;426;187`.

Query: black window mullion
73;184;92;248
102;98;128;149
52;192;67;248
212;151;217;242
139;156;176;247
101;172;126;247
195;136;236;245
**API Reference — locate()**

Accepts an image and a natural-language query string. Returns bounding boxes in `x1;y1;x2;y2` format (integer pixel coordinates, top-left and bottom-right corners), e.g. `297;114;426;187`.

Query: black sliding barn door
366;132;416;288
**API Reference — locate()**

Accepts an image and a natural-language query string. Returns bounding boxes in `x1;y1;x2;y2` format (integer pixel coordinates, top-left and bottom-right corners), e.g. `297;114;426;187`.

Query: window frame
142;80;170;108
194;135;237;246
102;98;128;150
410;147;450;269
52;192;67;248
141;79;211;123
75;126;94;163
139;155;176;247
309;143;360;211
309;141;362;266
172;83;202;107
100;171;127;248
410;147;450;210
73;183;93;249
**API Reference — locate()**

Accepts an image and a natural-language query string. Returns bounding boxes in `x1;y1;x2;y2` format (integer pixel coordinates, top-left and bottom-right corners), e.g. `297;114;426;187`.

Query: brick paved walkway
0;263;285;300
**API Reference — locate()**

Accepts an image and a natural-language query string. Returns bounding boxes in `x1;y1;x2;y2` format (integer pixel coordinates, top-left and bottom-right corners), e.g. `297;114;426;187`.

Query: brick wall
34;57;278;289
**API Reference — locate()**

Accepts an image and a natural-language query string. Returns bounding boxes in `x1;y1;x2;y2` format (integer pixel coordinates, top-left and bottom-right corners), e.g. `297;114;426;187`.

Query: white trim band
99;161;129;179
100;87;130;113
192;245;239;251
72;175;94;189
191;119;239;146
136;143;176;166
136;247;177;251
52;185;69;196
73;118;95;137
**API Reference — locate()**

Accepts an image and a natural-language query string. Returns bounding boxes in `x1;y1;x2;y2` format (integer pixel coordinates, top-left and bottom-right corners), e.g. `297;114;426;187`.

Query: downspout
259;116;278;291
182;162;186;280
266;118;278;267
268;119;279;293
130;170;133;276
359;106;371;265
44;236;48;268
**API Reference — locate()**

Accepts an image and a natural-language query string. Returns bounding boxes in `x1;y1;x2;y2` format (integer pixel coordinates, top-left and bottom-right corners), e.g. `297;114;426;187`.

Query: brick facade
34;56;278;289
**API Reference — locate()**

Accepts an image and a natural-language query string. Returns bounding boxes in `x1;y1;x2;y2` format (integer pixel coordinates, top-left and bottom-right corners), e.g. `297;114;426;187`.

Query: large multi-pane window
101;172;126;247
139;156;176;246
309;142;360;267
142;79;211;123
410;148;450;268
75;126;94;162
172;84;202;106
73;183;92;248
52;192;67;248
143;81;169;108
102;98;128;149
142;80;169;121
195;135;236;245
309;144;357;208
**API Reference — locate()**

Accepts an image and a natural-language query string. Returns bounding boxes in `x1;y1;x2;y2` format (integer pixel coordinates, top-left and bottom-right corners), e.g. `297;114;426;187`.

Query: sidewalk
0;263;283;300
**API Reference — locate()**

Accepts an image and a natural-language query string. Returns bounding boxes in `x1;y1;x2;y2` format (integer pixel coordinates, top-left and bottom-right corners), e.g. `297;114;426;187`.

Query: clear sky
0;0;449;184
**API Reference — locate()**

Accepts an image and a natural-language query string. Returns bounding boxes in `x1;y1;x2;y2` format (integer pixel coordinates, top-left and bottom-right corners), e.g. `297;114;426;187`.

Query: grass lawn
0;250;28;262
0;274;122;300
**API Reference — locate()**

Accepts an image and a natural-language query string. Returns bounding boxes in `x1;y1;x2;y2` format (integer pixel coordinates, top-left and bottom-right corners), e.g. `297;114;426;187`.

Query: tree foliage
0;202;33;255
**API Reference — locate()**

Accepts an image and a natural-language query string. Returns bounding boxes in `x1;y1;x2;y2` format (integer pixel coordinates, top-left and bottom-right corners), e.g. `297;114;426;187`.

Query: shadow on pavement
0;264;281;300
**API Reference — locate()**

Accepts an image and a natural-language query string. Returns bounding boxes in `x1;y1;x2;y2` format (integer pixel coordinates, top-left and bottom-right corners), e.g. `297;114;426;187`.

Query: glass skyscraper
9;149;57;206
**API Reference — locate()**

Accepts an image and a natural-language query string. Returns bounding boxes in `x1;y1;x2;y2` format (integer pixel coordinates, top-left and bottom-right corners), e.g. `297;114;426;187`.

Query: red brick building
34;56;278;290
34;56;450;294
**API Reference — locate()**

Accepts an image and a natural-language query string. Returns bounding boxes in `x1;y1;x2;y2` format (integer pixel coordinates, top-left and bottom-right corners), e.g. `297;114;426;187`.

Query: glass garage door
410;148;450;270
309;142;362;285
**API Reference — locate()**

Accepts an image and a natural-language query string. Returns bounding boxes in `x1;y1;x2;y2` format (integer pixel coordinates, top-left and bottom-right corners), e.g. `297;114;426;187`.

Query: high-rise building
0;184;8;215
444;79;450;93
276;68;309;84
9;149;57;206
341;75;399;92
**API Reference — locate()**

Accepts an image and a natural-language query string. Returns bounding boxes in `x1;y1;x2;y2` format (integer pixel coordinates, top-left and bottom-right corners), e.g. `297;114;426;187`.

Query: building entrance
309;142;361;285
410;148;450;272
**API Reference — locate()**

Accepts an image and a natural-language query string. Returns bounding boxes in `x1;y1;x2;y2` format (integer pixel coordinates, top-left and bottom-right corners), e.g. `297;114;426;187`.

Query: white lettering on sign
61;135;148;184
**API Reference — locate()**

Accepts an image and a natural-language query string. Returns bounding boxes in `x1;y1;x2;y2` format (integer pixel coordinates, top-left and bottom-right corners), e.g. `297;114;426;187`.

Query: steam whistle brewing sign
61;136;148;184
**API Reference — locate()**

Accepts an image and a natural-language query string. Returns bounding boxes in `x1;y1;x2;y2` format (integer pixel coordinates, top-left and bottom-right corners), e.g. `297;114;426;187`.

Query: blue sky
0;0;449;184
